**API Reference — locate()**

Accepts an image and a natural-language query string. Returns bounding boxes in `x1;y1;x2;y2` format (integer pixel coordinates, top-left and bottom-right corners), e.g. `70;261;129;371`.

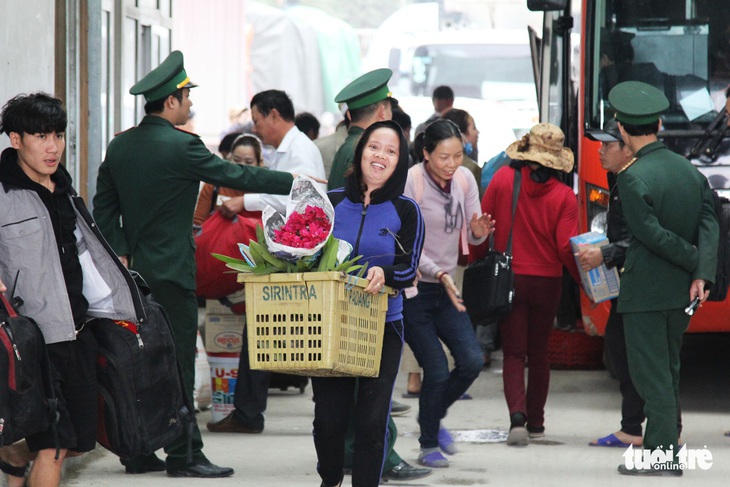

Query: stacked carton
204;290;245;354
204;290;245;422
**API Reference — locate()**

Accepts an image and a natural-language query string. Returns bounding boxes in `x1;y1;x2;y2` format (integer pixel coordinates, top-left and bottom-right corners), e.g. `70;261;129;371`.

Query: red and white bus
528;0;730;334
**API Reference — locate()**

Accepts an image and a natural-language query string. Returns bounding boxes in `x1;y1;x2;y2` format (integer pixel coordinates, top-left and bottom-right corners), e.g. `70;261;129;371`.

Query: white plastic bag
194;331;212;411
262;175;334;261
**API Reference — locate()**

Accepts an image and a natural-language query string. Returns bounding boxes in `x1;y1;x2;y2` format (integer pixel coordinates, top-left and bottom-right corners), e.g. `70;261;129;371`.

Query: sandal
438;427;458;455
417;451;449;468
589;433;639;448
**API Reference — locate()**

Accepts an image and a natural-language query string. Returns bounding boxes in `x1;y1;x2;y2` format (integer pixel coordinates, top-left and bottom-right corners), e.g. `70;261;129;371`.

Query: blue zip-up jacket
327;120;425;322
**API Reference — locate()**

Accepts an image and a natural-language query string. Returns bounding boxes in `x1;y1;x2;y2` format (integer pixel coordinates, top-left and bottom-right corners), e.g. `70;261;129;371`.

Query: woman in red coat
475;123;580;446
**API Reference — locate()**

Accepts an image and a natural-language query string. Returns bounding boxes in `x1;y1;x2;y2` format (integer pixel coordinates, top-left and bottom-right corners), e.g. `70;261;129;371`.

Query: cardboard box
205;289;245;315
206;299;233;315
204;314;245;353
570;232;620;303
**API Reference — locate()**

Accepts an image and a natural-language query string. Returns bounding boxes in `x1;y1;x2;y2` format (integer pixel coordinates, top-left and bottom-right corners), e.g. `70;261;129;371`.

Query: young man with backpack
0;93;143;486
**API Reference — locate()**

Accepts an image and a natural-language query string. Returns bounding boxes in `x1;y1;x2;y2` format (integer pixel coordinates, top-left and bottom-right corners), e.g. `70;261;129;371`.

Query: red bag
195;210;261;299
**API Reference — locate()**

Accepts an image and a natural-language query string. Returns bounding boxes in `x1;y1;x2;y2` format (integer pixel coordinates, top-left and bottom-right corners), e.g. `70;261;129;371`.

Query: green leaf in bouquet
249;262;280;275
344;264;364;275
333;254;363;272
317;235;339;272
223;261;256;273
212;253;249;266
249;240;288;271
356;262;369;279
246;240;265;266
296;258;315;272
255;223;267;247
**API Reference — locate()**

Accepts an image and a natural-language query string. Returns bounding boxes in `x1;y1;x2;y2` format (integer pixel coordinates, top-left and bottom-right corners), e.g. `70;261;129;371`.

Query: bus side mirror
527;0;568;11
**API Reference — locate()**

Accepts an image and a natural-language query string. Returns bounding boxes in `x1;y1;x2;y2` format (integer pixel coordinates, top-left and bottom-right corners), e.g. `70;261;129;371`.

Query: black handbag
462;168;521;323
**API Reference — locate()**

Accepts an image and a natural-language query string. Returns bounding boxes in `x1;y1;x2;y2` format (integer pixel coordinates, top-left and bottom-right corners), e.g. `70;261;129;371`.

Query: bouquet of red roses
260;176;334;261
212;175;365;276
272;205;330;249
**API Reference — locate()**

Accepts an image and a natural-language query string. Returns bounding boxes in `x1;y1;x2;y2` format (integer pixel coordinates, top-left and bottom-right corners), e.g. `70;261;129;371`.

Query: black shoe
381;461;432;482
617;464;683;477
120;453;166;474
166;459;234;478
507;412;528;446
390;400;412;417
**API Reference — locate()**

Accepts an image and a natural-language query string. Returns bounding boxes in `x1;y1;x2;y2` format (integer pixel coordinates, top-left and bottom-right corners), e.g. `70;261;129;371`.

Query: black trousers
605;299;682;437
151;281;205;467
233;328;270;429
311;320;404;487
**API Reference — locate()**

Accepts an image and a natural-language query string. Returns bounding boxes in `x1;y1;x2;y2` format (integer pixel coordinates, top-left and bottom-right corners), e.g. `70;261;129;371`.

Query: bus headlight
586;184;609;234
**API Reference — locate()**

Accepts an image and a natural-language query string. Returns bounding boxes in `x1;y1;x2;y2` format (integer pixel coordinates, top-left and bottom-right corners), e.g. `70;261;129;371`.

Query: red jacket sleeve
468;169;502;262
555;189;581;283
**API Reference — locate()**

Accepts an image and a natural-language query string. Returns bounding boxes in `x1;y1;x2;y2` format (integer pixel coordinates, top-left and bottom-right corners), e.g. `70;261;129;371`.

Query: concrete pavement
53;333;730;487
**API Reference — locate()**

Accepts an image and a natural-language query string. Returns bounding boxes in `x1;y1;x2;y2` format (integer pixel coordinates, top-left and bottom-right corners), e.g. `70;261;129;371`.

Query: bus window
587;0;730;135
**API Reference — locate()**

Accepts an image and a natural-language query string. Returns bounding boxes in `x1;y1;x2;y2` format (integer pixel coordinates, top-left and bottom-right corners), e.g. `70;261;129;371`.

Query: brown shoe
206;412;263;433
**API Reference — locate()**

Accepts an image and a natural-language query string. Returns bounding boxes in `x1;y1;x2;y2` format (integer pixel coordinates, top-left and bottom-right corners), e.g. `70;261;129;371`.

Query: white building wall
172;0;249;147
0;0;57;152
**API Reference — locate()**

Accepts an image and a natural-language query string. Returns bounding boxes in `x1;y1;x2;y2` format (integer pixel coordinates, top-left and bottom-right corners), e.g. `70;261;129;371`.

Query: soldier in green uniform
327;68;396;190
609;81;719;476
93;51;294;478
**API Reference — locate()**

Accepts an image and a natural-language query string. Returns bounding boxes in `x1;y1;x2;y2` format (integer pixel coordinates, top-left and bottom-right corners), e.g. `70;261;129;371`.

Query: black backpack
0;293;59;450
93;273;194;460
707;191;730;302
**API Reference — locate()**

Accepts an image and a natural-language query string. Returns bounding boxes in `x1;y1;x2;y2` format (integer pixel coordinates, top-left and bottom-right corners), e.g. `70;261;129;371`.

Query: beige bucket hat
505;123;574;173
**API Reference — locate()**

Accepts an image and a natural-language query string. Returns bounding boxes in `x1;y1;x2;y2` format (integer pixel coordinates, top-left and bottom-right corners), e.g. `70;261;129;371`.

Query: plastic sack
195;210;262;298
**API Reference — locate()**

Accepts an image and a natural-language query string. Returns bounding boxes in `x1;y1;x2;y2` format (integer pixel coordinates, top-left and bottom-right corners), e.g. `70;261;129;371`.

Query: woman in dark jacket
312;120;425;487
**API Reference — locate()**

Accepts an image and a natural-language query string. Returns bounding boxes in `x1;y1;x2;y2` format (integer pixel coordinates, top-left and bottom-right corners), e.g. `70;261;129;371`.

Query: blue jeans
403;283;483;449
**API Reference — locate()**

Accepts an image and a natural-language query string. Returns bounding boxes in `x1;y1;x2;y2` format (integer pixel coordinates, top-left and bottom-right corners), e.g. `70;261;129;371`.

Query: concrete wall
0;0;57;152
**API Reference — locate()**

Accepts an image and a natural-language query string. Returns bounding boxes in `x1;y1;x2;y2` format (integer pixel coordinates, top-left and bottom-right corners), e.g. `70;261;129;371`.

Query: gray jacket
0;185;142;344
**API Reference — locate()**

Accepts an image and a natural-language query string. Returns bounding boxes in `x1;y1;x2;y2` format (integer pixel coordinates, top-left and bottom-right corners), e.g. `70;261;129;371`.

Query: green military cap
608;81;669;125
335;68;396;110
129;50;198;102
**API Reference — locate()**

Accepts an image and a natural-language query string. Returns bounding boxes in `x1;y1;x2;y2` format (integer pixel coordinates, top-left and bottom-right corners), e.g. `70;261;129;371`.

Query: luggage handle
0;293;17;319
0;292;61;459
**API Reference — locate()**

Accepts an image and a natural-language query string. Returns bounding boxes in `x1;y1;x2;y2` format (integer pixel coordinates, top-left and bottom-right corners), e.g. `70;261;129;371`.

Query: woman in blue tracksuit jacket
312;120;425;487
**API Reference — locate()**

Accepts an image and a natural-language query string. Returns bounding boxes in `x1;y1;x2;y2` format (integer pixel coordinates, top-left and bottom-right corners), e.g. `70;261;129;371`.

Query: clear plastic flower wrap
212;175;365;276
262;175;334;261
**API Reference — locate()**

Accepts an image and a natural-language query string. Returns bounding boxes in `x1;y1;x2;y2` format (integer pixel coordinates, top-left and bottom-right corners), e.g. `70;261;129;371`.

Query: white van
382;29;539;161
